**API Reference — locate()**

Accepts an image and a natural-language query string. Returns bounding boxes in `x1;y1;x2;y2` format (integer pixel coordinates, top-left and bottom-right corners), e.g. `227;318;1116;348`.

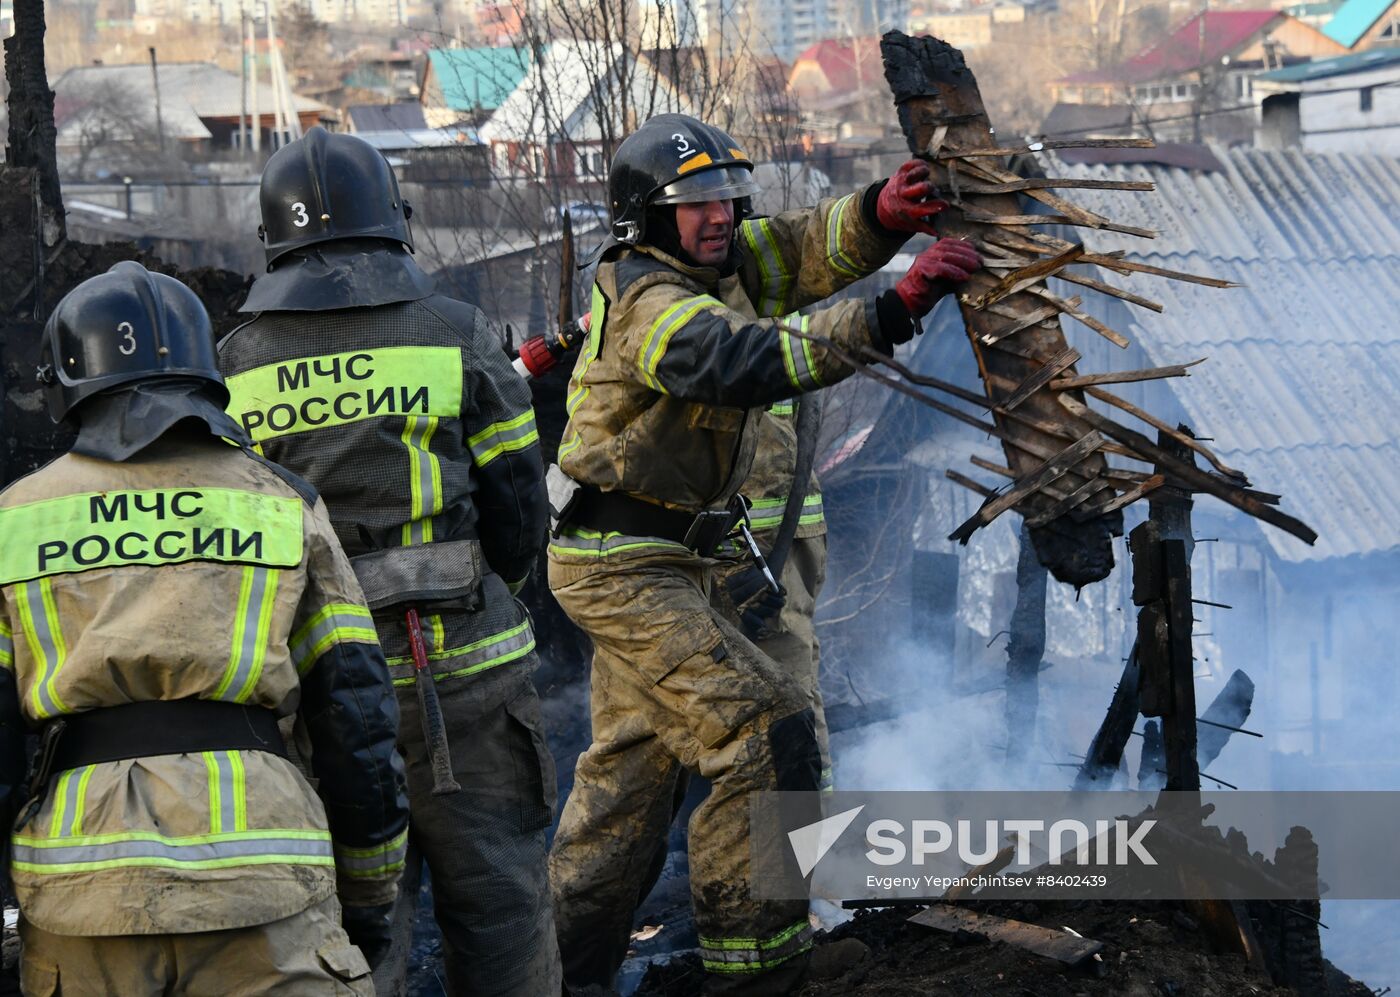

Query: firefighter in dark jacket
547;113;980;995
1;262;408;996
217;128;559;997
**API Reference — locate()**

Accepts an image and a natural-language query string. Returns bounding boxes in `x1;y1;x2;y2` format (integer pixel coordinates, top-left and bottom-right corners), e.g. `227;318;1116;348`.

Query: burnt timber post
1004;521;1048;764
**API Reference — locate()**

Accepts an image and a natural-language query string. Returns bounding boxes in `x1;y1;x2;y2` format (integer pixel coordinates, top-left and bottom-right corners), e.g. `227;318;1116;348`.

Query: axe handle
405;607;461;796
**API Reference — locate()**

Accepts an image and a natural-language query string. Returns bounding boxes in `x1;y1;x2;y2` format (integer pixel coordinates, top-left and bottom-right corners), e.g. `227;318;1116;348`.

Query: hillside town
0;0;1397;994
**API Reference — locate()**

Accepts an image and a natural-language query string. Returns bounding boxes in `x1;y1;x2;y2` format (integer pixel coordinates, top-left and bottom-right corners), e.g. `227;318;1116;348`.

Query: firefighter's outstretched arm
736;160;945;317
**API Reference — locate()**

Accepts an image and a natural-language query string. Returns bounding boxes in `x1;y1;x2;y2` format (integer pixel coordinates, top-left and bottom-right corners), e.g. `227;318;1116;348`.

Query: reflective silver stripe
640;296;712;390
216;567;274;702
335;830;409;878
699;923;814;971
800;493;824;523
825;194;863;279
52;767;86;837
741;218;792;316
12;832;333;870
546;528;686;559
466;412;537;467
289;608;378;672
208;752;239;834
779;315;821;391
406;416;440;545
387;621;535;685
24;580;65;719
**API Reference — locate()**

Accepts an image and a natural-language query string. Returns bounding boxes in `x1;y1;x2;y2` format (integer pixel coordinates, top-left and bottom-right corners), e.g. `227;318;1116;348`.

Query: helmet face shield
653;165;762;207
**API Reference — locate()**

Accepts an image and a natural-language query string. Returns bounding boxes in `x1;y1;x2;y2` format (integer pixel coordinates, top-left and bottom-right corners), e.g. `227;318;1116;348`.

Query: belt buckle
683;509;737;555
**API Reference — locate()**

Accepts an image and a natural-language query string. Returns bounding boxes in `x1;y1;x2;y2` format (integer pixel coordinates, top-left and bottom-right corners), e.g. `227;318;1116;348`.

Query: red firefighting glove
876;160;950;236
894;238;982;318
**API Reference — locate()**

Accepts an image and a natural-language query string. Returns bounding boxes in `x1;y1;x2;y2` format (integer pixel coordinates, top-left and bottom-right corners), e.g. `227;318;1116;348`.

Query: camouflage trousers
19;896;373;996
547;534;821;992
714;534;831;792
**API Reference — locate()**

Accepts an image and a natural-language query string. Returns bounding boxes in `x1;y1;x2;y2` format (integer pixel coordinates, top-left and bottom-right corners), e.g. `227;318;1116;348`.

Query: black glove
342;901;395;970
725;565;786;642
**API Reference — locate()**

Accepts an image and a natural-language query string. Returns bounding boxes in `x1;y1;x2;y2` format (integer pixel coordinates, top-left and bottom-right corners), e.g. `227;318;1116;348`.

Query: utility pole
240;11;250;154
250;8;261;155
149;47;166;154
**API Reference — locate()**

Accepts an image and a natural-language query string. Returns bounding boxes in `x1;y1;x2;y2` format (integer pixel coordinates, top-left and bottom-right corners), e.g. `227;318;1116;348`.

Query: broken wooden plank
968;244;1087;310
1024;286;1131;348
936;137;1157;158
979;302;1067;346
948;156;1158;239
1051;359;1203;391
949;431;1105;543
1083;386;1247;482
1059;395;1316;544
950;177;1156;196
1054;270;1165;313
1094;473;1166;514
1074;645;1141;789
908;905;1104;966
963;212;1076;227
1025;473;1115;528
946;469;998;499
999;346;1081;411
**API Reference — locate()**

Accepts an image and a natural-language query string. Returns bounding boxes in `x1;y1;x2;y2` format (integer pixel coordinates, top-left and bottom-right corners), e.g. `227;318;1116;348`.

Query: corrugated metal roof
1256;45;1400;82
1040;145;1400;562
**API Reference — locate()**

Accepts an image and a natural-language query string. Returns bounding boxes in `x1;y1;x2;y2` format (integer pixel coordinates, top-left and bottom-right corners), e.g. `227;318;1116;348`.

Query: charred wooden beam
882;30;1122;586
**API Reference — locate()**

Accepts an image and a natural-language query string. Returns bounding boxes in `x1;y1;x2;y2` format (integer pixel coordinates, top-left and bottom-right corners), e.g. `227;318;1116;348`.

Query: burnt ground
634;899;1376;997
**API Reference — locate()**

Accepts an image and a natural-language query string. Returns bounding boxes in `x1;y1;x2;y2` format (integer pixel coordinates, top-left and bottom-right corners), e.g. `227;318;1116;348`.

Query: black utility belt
39;700;287;777
567;487;746;556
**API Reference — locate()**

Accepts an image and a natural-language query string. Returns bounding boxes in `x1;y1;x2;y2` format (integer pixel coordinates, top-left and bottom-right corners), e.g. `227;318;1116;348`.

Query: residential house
342;48;423;102
1053;10;1346;142
1255;47;1400;152
51;62;332;175
344;102;489;182
788;38;897;144
477;41;688;185
1322;0;1400;48
420;45;534;129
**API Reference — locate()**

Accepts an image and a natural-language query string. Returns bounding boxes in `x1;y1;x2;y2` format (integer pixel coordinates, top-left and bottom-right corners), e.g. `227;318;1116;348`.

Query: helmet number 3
673;133;697;160
291;201;310;228
117;321;137;356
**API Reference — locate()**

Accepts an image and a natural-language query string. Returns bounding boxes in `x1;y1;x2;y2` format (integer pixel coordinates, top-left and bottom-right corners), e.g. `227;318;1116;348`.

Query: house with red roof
788;37;885;104
1052;10;1345;142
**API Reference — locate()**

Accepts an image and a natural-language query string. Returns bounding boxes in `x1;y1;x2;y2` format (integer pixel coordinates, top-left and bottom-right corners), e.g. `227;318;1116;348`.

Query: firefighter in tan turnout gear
547;113;981;995
217;127;559;997
0;262;409;996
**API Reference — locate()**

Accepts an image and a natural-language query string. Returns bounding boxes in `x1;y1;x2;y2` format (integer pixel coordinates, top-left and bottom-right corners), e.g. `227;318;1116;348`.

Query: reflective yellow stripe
741;218;793;317
467;409;539;467
205;752;223;835
214;567;279;701
336;828;409;878
400;415;442;545
71;765;95;835
777;314;820;391
229;750;248;832
49;769;74;838
825;194;865;279
388;619;535;685
428;614;445;653
546;526;687;559
0;620;13;669
17;579;68;719
746;493;824;531
639;295;714;392
290;603;378;674
768;400;796;417
12;828;333;875
699;920;814;973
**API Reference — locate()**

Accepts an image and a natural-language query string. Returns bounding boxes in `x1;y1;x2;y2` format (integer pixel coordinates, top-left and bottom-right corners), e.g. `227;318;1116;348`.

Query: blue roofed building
1254;47;1400;151
420;46;537;129
1322;0;1400;47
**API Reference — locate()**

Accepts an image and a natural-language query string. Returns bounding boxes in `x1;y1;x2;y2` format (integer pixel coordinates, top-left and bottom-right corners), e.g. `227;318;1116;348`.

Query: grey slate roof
1040;146;1400;563
53;62;327;127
